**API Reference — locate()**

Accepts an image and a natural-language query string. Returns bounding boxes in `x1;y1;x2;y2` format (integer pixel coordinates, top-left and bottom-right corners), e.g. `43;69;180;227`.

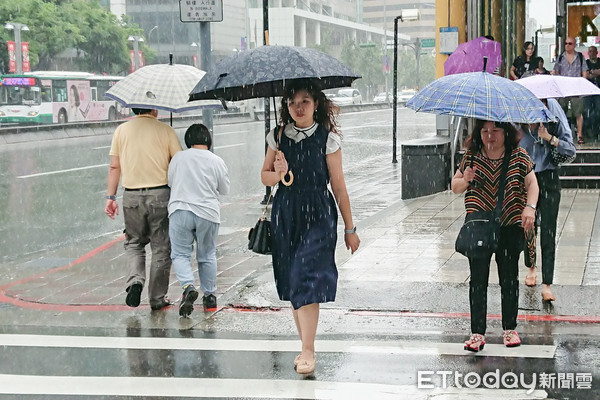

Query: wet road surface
1;109;599;399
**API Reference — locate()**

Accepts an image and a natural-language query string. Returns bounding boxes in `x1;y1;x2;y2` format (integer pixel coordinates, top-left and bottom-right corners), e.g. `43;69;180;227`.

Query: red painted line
348;310;600;324
0;235;136;312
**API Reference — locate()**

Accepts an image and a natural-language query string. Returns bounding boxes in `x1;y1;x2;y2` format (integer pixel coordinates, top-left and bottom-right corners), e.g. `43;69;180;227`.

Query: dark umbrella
188;45;360;102
190;45;359;191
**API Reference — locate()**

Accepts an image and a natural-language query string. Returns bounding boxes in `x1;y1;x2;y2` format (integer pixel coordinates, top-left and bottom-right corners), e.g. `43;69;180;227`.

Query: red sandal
464;334;485;352
503;330;522;347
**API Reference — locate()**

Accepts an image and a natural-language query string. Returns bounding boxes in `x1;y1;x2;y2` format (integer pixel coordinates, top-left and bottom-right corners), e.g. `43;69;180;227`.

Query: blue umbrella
406;70;555;123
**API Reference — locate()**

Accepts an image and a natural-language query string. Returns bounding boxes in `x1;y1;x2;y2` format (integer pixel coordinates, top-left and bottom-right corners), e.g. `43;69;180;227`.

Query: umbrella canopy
444;37;502;75
406;71;555;123
106;63;221;113
188;45;361;102
515;74;600;99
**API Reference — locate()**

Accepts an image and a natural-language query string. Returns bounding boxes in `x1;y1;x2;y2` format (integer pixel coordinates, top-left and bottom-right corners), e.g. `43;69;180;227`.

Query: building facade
362;0;436;41
108;0;412;68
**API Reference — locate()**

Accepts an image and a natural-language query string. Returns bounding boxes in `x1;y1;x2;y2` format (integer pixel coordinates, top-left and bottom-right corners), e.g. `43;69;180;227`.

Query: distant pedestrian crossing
0;333;555;399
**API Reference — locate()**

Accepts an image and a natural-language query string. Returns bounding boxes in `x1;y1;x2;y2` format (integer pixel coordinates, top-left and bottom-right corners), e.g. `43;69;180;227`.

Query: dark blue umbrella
188;45;360;102
406;70;555;123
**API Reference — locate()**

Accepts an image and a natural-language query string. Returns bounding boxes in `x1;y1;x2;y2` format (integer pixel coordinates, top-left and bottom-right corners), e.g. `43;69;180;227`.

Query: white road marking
16;164;109;179
92;145;111;150
0;334;556;358
0;375;549;399
214;130;256;136
214;143;246;150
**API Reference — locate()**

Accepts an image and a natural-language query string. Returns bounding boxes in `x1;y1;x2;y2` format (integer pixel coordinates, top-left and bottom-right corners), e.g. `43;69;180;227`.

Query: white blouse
266;122;342;154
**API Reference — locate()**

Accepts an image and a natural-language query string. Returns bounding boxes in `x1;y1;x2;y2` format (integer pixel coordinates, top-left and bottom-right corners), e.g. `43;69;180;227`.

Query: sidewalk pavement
1;151;599;322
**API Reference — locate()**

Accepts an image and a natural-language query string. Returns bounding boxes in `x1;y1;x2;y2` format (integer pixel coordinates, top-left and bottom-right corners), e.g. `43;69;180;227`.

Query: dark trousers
584;95;600;139
524;170;560;284
469;225;523;335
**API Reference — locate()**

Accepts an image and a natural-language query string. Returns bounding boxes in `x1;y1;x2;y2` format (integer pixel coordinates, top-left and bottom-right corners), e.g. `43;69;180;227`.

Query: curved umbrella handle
281;170;294;186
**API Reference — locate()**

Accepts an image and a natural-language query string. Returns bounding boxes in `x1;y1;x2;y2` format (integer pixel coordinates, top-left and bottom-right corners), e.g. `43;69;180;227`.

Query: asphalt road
1;109;598;399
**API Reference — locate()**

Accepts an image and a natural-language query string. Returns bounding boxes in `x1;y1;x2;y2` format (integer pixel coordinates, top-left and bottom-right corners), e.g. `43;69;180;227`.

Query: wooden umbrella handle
280;170;294;186
277;149;293;186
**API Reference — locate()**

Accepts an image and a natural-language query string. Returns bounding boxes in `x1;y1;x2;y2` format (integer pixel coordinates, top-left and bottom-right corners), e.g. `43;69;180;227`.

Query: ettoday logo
417;370;592;394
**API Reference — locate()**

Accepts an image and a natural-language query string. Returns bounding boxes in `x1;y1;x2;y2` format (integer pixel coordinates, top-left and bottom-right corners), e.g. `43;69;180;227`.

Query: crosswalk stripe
0;334;556;358
0;374;550;399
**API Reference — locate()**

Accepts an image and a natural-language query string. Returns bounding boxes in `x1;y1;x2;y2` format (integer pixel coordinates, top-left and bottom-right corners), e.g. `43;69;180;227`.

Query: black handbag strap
261;125;285;218
470;149;511;221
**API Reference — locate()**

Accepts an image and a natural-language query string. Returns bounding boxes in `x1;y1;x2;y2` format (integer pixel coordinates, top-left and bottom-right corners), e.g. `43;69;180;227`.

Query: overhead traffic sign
421;38;435;48
179;0;223;22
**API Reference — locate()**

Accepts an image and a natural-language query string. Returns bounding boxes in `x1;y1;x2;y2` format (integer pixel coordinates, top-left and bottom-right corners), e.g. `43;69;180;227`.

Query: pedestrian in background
510;41;539;80
105;108;182;310
585;45;600;140
167;124;230;317
535;57;550;75
552;37;589;144
520;99;576;302
261;79;360;375
452;119;538;352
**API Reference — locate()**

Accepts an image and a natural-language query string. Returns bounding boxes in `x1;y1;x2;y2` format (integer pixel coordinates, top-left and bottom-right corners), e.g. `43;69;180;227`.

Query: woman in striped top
452;120;539;352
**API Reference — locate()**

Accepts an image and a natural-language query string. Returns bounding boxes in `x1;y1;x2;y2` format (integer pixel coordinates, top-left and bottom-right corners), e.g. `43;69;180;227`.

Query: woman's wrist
344;226;356;234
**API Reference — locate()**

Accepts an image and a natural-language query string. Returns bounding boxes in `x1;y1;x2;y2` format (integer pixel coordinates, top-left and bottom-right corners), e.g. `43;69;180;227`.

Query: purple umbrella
444;36;502;75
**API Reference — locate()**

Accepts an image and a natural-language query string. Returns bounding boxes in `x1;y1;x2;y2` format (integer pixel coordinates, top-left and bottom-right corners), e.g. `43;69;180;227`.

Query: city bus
0;71;128;125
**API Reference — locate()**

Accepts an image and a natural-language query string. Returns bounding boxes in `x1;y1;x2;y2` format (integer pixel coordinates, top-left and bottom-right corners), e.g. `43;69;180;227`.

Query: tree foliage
0;0;153;75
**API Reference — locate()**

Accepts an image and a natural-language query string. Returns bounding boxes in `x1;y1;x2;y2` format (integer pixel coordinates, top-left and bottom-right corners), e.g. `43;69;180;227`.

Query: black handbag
455;150;510;258
248;126;284;255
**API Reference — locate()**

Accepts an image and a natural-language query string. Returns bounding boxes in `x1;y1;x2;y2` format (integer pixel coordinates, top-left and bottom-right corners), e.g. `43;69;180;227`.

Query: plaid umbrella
406;71;555;123
106;63;221;113
188;45;360;102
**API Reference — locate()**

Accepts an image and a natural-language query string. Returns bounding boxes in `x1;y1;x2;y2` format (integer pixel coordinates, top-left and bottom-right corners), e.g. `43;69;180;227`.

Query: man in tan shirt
105;108;182;310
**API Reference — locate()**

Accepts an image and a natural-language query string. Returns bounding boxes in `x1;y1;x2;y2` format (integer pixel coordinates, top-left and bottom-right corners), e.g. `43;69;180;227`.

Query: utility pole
261;0;271;204
200;22;213;135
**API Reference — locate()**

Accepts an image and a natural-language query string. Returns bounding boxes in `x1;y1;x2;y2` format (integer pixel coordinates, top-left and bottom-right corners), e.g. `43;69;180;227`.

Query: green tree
340;40;387;100
396;49;435;90
0;0;150;74
1;0;80;70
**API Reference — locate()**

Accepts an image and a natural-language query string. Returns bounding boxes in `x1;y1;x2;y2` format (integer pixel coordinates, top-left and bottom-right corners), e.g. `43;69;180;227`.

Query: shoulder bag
455;150;510;258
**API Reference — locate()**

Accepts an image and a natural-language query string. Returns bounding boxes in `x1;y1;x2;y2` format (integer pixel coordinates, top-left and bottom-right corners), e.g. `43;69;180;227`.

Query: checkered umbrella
406;71;555;123
106;63;222;113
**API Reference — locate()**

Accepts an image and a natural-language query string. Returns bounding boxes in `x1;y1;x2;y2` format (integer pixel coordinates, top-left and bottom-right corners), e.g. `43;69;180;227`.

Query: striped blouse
458;147;534;226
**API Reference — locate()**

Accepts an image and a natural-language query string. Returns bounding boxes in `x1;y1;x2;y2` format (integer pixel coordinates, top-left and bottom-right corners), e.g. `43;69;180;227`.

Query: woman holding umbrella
452;120;538;352
261;79;360;375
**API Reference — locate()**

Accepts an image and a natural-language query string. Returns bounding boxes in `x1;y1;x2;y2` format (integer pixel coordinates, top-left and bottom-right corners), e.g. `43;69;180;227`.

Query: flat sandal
464;334;485;352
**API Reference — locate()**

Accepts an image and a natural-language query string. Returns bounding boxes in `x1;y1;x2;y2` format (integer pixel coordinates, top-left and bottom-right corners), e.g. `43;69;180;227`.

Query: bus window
95;80;111;100
8;87;22;105
41;85;52;102
52;80;67;102
0;86;8;105
91;87;98;101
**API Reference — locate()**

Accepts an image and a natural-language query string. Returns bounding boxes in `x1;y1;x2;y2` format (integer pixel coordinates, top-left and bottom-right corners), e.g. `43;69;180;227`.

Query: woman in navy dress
261;79;360;375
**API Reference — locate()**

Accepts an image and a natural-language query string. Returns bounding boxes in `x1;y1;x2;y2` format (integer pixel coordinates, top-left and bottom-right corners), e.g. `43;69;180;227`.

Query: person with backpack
585;46;600;140
552;37;589;144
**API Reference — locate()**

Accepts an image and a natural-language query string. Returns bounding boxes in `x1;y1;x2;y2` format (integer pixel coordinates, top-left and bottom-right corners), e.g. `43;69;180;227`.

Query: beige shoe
542;286;556;301
295;355;316;375
294;354;302;367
